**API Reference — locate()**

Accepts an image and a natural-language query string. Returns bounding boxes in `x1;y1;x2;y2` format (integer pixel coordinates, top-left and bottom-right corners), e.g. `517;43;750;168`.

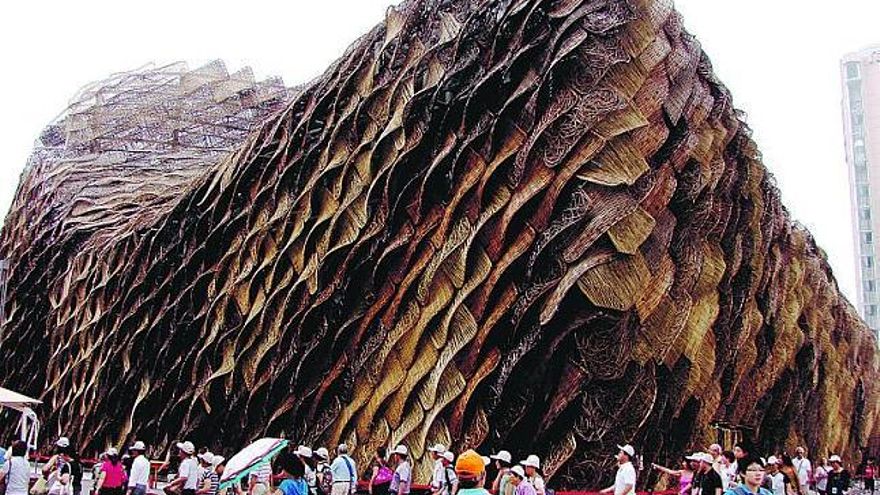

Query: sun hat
490;450;512;464
442;451;455;462
685;453;701;461
176;441;195;455
199;452;215;465
391;445;408;456
428;444;447;454
295;445;313;458
617;445;635;457
130;441;146;451
520;455;541;469
106;447;119;456
829;455;842;463
510;466;526;479
315;447;330;460
698;453;714;464
455;449;485;477
767;456;779;465
213;455;225;467
56;437;70;448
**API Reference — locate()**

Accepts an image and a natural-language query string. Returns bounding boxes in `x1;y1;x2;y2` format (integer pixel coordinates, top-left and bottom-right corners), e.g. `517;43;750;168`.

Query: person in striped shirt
197;453;220;495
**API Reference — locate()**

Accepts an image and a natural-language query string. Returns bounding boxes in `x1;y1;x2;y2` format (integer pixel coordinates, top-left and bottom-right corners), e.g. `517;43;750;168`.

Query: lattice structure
0;0;878;489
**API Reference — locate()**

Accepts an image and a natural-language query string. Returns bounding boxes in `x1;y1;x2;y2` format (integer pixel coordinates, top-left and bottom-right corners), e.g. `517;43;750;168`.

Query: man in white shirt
127;441;151;495
166;441;199;495
793;447;812;495
428;444;447;495
601;445;636;495
519;456;545;495
389;445;411;495
766;456;785;495
330;444;358;495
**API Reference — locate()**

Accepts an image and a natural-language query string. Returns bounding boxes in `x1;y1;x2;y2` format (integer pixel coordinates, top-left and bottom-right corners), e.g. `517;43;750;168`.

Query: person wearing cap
45;437;74;495
440;452;458;495
295;446;317;495
697;452;723;495
454;450;489;495
825;456;849;495
96;448;127;495
197;453;220;495
709;446;724;479
166;441;200;495
601;446;636;495
389;445;411;495
429;445;448;495
764;457;784;495
490;451;513;495
519;456;544;495
723;457;771;495
314;448;332;495
507;466;535;495
330;444;357;495
126;442;150;495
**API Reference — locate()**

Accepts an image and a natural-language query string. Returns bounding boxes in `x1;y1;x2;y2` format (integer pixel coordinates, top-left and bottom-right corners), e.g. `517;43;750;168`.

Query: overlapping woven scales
1;0;878;490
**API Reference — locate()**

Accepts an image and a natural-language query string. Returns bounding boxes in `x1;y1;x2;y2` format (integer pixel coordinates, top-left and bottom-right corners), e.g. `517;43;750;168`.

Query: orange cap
455;449;485;478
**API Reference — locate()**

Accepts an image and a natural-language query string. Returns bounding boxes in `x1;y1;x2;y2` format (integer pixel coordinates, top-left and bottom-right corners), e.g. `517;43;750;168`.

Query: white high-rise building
842;44;880;340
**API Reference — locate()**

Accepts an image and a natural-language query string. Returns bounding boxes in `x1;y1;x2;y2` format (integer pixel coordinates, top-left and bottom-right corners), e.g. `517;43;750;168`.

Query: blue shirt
280;479;309;495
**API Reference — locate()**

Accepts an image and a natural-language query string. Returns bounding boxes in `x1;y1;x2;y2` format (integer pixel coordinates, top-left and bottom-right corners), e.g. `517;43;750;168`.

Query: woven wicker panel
0;0;878;490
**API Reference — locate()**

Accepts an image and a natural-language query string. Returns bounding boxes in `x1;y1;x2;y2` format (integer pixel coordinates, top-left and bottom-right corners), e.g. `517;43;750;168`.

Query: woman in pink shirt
96;448;128;495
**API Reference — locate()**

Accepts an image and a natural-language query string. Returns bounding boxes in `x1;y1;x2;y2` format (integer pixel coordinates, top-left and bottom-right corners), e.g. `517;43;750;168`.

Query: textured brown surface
1;0;878;489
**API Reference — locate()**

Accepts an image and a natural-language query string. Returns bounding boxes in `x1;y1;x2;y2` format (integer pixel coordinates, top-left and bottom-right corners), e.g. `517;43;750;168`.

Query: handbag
30;477;49;495
374;466;393;486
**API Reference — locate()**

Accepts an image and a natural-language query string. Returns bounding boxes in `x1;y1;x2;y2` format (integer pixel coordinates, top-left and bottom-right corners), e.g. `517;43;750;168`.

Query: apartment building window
861;208;872;221
868;305;878;316
864;256;875;269
857;165;869;182
865;232;874;245
864;280;876;293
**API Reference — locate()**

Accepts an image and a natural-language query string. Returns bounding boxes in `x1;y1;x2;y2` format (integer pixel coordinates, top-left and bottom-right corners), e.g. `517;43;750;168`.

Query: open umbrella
219;438;289;490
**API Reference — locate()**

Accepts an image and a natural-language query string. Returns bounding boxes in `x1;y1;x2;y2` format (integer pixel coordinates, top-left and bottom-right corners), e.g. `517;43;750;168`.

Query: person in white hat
508;466;536;495
601;445;637;495
519;456;545;495
330;444;357;495
165;441;200;495
197;452;220;495
389;445;411;495
126;441;150;495
826;456;850;495
765;456;784;495
440;456;458;495
314;448;332;495
695;452;722;495
429;445;448;495
295;446;317;495
96;447;126;495
44;437;75;495
490;451;513;495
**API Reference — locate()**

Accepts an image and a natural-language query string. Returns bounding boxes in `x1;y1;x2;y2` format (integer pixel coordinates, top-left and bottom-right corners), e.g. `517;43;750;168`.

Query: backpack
318;466;333;495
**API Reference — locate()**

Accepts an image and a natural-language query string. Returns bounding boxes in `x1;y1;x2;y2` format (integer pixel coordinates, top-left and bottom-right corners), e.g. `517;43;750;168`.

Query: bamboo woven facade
1;0;878;488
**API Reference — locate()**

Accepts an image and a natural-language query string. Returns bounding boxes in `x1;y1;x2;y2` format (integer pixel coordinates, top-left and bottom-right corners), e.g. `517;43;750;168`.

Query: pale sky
1;0;878;302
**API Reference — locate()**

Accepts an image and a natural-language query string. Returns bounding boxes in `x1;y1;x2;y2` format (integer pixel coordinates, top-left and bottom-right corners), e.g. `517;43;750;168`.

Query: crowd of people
648;443;878;495
0;436;876;495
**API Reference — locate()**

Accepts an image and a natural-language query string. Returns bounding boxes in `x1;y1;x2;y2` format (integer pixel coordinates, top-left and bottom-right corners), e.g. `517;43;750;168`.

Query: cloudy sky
1;0;878;302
